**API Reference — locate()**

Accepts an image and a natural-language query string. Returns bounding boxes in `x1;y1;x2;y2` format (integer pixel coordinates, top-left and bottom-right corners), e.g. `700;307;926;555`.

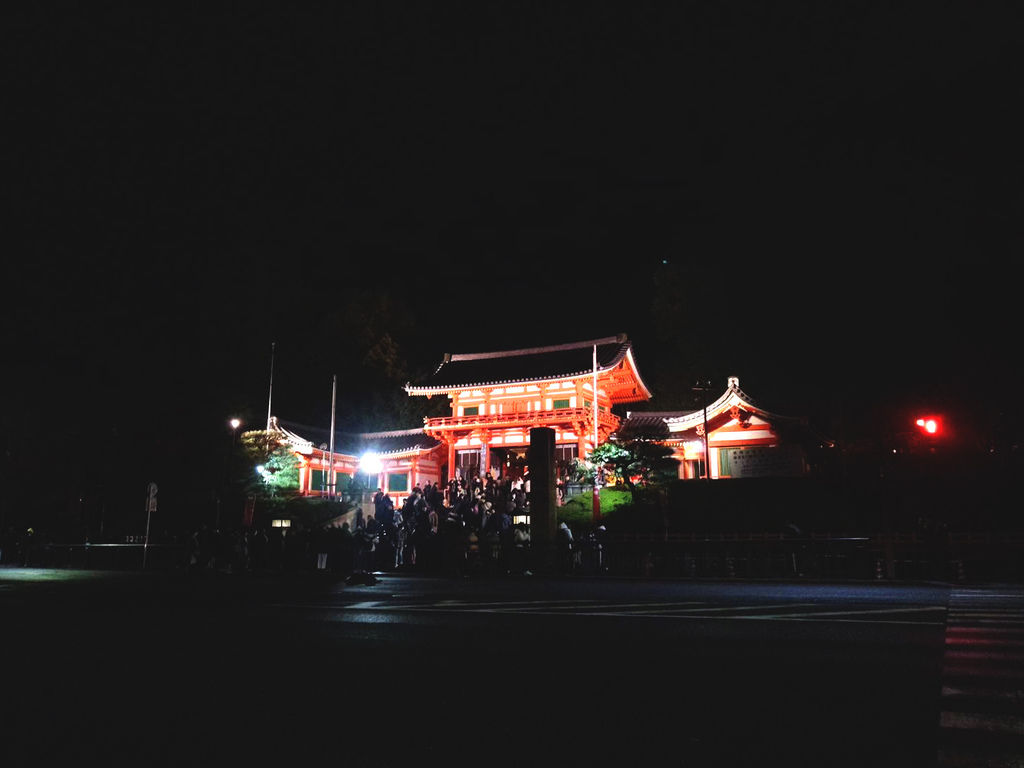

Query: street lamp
229;418;242;479
360;451;382;487
217;418;243;529
692;380;712;481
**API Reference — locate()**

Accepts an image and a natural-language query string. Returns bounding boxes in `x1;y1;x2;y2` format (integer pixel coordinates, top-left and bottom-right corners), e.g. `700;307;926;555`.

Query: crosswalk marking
940;710;1024;736
938;587;1024;767
942;684;1024;700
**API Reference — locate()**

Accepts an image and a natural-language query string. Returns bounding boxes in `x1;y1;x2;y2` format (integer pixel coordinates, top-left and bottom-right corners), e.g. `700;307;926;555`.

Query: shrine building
269;417;445;510
268;337;818;508
266;334;651;507
619;376;816;480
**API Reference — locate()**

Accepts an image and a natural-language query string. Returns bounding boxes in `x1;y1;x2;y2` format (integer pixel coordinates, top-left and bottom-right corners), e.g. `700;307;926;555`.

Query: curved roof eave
405;334;637;395
664;398;802;433
650;378;803;433
406;363;638;397
406;365;625;396
622;347;654;402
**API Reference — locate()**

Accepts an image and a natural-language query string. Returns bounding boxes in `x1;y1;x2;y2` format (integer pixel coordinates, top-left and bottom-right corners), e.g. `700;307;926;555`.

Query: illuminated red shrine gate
269;337;816;523
405;335;653;482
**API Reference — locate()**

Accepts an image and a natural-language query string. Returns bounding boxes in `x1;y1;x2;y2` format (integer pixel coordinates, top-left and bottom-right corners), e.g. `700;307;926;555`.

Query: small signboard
724;446;806;478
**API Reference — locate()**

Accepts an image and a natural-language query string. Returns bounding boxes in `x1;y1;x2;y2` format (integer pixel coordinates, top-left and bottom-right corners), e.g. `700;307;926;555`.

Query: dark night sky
4;3;1022;524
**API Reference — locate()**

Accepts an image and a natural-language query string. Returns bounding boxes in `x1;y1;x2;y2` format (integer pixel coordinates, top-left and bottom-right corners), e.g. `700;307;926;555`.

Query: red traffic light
914;415;942;436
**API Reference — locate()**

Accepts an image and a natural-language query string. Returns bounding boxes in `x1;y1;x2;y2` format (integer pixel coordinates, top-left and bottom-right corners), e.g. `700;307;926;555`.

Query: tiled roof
275;420;441;457
613;410;684;439
620;410;699;426
612;412;673;440
406;334;636;392
620;376;807;437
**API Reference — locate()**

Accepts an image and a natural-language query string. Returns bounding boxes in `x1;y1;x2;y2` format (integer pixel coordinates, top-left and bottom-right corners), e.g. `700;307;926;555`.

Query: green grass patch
558;487;632;531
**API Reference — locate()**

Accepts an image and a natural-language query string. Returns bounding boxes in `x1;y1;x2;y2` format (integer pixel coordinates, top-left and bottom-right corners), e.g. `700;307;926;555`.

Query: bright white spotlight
359;452;382;474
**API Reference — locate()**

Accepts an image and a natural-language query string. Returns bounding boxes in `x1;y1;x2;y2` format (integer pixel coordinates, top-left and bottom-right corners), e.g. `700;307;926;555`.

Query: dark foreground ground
4;566;997;767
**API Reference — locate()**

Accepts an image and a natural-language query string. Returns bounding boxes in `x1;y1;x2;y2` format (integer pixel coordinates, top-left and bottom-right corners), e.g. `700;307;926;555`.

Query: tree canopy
571;437;679;493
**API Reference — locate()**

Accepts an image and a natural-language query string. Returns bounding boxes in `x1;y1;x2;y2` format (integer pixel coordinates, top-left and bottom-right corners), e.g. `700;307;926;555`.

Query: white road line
464;599;706;611
944;650;1024;662
940;710;1024;736
397;600;708;613
942;664;1024;680
948;610;1024;616
946;639;1024;648
942;685;1024;700
456;605;946;626
947;619;1024;626
951;592;1024;599
946;626;1024;635
578;613;946;625
472;601;822;616
436;598;603;606
267;599;946;627
752;605;947;619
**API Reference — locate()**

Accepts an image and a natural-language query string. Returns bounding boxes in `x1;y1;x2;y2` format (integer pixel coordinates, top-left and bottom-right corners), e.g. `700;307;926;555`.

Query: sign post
143;482;157;569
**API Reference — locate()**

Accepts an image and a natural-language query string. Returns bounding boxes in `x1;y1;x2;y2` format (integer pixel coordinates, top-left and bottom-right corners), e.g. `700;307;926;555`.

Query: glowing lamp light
359;452;383;474
915;416;942;436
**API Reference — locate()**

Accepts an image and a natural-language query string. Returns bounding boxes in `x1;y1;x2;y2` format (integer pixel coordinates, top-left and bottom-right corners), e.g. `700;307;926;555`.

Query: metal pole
692;380;712;481
592;344;601;521
266;341;276;430
328;374;336;498
143;484;155;569
702;381;710;481
143;506;152;569
229;422;240;523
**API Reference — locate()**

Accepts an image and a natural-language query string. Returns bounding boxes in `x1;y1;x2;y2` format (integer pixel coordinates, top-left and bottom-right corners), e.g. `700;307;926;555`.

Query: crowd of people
183;474;541;579
0;472;608;577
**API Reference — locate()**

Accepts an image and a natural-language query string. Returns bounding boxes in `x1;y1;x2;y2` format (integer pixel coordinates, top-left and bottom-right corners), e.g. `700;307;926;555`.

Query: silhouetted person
557;522;575;574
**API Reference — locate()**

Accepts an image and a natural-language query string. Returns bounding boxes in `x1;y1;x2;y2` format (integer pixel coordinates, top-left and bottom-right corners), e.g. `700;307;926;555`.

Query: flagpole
592;344;601;521
328;374;337;498
692;379;712;481
265;342;276;430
